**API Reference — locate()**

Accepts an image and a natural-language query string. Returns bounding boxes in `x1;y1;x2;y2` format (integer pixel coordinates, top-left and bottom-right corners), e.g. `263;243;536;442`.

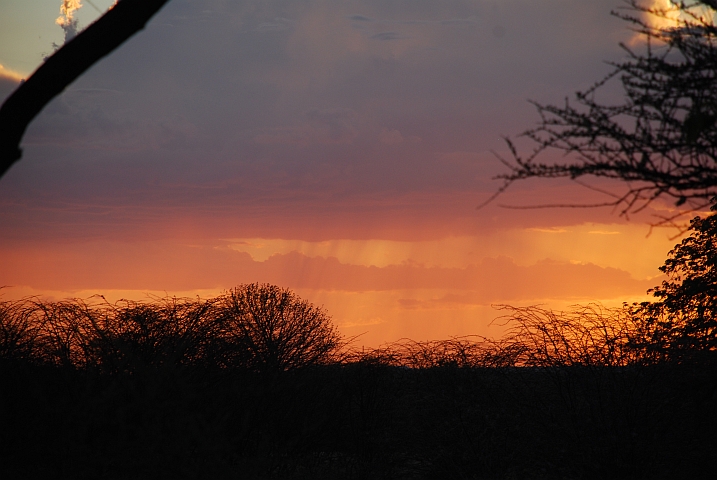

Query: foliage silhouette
0;298;37;361
86;297;220;373
0;285;341;373
2;288;717;478
0;0;172;178
491;303;652;367
215;283;342;372
492;0;717;222
629;200;717;357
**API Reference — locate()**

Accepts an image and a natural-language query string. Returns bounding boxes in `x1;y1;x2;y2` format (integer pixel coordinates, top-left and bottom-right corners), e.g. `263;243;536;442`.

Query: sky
0;0;695;346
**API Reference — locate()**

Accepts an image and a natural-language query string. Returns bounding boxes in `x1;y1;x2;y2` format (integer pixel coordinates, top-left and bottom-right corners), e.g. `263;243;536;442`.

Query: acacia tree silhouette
491;0;717;223
0;0;172;178
216;283;342;372
629;202;717;357
486;0;717;358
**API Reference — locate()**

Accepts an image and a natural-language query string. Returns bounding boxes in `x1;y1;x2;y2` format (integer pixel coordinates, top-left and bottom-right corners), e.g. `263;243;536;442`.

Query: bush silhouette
629;201;717;359
2;287;717;478
0;298;38;362
86;297;220;373
216;283;342;372
0;285;342;373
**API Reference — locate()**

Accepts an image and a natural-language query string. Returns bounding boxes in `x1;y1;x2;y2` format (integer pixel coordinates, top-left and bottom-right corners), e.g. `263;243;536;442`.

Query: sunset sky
0;0;695;346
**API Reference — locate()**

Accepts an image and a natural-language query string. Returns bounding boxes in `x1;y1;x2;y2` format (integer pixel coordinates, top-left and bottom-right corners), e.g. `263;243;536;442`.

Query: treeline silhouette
1;284;715;479
0;284;342;373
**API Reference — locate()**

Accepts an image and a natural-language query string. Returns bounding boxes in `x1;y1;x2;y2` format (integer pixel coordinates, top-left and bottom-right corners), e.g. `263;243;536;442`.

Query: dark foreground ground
2;360;716;480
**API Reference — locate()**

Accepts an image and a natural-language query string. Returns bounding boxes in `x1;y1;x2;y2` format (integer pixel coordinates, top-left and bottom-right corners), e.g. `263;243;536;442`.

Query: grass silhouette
1;286;716;479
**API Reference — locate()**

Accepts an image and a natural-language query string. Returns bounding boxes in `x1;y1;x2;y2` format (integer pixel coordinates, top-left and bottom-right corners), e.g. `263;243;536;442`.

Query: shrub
215;283;342;372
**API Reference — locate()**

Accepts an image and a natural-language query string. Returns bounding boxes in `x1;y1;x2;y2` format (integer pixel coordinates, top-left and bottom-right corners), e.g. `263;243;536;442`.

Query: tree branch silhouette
490;1;717;223
0;0;172;179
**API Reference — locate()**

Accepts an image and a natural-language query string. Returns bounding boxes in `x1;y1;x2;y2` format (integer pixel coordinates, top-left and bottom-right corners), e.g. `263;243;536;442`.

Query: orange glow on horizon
0;220;673;348
226;222;675;280
0;285;656;348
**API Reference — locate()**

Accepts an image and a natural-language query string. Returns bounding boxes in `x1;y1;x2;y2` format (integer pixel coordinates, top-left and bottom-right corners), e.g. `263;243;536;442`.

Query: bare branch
0;0;172;178
490;0;717;224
